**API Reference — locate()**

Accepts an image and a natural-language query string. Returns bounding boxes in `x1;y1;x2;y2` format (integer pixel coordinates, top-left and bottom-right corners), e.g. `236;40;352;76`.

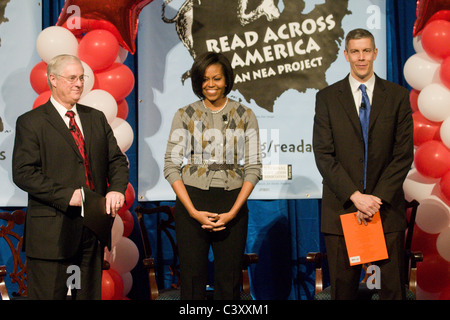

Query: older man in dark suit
12;54;129;299
312;29;414;299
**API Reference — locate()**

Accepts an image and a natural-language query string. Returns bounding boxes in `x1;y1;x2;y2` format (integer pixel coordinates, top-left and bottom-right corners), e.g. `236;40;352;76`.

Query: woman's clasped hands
191;210;234;232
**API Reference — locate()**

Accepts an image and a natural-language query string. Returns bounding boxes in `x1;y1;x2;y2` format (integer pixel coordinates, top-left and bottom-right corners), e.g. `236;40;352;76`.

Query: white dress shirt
348;73;375;115
50;96;85;137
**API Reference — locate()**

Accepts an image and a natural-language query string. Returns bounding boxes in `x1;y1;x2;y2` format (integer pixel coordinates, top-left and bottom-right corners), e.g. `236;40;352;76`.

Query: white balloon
436;227;450;262
115;47;129;64
104;247;111;261
418;83;450;122
440;117;450;149
111;118;134;153
108;237;139;274
80;61;94;97
78;89;118;124
121;272;133;296
415;196;450;234
403;168;439;202
36;26;78;63
413;35;424;53
111;215;124;247
403;52;441;91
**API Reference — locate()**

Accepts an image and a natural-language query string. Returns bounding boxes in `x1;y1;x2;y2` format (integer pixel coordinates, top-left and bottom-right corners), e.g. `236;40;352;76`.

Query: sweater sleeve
243;108;262;186
163;109;187;185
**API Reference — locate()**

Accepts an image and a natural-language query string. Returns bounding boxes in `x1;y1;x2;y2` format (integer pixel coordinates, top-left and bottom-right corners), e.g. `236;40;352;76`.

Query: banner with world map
137;0;387;201
0;0;41;206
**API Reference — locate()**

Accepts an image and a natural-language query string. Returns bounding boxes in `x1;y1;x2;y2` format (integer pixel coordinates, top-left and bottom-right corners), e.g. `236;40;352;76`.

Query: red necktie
66;110;94;190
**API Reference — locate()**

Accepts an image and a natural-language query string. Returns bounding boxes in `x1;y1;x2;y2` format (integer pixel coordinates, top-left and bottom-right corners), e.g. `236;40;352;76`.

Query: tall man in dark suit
12;54;129;299
312;29;414;299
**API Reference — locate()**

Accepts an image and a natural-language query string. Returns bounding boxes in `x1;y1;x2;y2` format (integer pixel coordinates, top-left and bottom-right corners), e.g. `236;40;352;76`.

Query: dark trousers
324;231;406;300
27;226;103;300
175;186;248;300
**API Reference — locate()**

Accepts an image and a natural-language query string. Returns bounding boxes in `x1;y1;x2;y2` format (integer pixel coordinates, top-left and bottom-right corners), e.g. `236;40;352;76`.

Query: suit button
359;158;363;163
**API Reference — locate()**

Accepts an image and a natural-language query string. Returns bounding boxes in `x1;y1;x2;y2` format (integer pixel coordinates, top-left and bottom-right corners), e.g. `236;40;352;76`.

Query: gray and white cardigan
164;99;261;191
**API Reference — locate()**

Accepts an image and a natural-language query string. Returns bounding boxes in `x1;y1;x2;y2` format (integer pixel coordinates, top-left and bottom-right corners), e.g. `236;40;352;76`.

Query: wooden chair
0;210;27;300
0;209;112;300
306;199;423;300
135;205;258;300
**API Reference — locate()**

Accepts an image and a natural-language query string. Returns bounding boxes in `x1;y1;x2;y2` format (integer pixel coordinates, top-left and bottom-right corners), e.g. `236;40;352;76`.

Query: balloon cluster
104;183;138;300
31;26;135;153
403;14;450;299
30;25;138;300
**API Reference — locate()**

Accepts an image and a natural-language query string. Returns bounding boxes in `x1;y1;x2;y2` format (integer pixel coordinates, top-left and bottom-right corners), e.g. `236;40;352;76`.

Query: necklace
203;98;229;114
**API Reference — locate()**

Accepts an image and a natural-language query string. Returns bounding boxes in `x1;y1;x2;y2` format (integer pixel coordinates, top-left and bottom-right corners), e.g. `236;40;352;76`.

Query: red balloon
124;183;135;210
108;268;124;300
412;111;441;146
78;29;120;71
438;284;450;300
101;270;115;300
414;0;450;36
440;170;450;202
118;183;135;216
421;20;450;62
94;63;135;101
440;56;450;90
409;89;420;113
117;99;129;120
101;269;124;300
417;253;450;293
30;61;48;94
414;140;450;178
118;209;134;237
33;91;51;109
411;225;439;256
56;0;154;54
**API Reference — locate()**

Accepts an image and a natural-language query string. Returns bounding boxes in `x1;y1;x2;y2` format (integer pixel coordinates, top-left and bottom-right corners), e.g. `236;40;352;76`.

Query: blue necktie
359;84;371;190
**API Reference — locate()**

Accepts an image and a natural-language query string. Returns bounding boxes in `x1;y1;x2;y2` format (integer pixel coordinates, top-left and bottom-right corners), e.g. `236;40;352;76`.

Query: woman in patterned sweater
164;52;261;300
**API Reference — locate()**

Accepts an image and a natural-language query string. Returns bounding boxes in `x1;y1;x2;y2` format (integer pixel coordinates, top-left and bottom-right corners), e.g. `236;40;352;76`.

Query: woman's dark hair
190;52;234;99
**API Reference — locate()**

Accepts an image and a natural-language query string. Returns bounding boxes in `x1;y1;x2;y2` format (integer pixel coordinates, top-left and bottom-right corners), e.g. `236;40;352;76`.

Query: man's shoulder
18;101;51;121
317;76;348;96
77;103;108;120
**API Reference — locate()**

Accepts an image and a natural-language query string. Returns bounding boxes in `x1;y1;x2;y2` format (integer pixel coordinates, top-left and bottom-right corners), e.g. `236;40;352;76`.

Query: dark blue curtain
0;0;417;300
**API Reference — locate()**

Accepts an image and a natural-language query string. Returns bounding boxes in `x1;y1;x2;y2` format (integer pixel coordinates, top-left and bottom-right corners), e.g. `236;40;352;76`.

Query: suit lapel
77;105;92;156
337;76;363;136
369;75;387;130
43;101;83;160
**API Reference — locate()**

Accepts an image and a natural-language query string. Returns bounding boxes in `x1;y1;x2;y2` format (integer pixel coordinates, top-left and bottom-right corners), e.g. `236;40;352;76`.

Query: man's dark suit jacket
12;100;129;260
313;74;414;235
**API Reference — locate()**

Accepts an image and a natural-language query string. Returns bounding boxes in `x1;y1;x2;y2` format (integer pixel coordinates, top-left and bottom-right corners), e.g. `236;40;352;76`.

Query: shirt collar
348;73;376;95
50;95;78;118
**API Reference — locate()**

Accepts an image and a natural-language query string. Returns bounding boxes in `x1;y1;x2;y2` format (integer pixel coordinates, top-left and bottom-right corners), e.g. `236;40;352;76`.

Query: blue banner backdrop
137;0;388;201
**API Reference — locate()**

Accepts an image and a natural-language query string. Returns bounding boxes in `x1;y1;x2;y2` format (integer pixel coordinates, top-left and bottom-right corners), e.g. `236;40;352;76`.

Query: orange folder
340;212;389;266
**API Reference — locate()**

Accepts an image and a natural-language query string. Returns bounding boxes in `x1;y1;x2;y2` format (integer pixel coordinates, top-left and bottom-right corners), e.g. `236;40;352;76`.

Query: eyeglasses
56;74;89;83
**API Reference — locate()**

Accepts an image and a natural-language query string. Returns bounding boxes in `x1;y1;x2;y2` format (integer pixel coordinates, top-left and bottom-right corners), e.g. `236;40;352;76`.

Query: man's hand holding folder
350;191;383;225
340;211;389;266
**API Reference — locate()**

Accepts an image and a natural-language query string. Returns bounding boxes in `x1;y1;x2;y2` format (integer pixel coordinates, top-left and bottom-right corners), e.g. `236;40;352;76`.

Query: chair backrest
135;205;180;294
0;210;27;299
404;199;419;253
